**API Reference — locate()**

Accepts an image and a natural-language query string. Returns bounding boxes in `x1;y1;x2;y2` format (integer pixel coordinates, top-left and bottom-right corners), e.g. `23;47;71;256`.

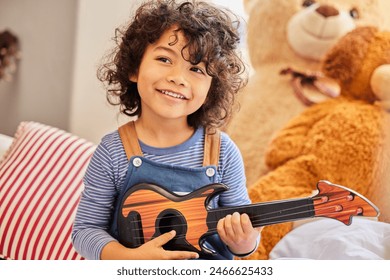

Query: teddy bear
243;26;390;260
227;0;390;187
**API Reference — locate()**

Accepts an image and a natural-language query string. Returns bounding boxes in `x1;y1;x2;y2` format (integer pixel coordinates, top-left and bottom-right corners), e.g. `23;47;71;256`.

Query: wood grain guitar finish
117;180;379;257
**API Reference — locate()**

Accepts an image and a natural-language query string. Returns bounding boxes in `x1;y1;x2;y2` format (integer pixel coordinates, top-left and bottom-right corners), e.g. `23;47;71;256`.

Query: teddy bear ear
371;64;390;103
321;26;378;83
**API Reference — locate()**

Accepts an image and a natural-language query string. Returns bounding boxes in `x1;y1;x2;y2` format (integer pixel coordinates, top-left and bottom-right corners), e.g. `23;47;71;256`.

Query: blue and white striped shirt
72;127;249;259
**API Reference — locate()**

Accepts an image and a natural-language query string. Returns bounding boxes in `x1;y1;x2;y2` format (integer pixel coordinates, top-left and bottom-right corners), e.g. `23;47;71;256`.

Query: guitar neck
207;197;315;229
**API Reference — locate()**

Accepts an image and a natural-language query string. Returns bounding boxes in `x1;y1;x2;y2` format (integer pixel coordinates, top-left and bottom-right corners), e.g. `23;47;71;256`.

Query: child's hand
101;230;198;260
136;230;199;260
217;212;261;256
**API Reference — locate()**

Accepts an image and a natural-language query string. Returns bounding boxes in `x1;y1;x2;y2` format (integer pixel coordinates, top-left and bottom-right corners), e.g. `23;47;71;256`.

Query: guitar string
126;208;315;241
123;194;351;228
127;207;361;242
128;202;314;231
172;207;359;240
123;197;359;241
128;205;355;234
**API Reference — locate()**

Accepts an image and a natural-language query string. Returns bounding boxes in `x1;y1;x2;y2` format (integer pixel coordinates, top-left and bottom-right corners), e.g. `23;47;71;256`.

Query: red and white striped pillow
0;122;96;260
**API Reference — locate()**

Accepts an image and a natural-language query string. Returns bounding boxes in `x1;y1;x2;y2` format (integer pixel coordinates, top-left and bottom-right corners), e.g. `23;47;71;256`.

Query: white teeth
161;90;186;99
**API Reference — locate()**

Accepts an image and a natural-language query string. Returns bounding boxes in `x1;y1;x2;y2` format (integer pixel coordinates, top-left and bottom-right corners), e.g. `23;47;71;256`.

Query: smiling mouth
159;90;188;100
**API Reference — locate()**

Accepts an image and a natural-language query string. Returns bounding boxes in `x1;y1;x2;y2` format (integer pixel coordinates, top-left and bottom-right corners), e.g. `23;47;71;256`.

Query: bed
0;122;389;260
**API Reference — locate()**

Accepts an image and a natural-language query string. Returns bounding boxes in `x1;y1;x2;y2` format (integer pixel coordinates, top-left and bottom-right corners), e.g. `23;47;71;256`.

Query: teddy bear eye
349;8;360;19
302;0;316;7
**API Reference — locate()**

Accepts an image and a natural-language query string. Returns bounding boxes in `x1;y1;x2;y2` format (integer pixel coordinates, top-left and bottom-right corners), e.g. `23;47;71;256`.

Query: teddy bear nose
316;5;339;18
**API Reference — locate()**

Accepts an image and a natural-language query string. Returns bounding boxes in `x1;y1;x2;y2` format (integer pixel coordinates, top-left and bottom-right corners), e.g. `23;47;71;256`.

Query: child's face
130;26;212;124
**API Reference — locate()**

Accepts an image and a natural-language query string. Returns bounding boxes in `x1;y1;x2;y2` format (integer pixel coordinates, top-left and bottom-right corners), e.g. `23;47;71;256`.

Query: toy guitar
117;180;379;257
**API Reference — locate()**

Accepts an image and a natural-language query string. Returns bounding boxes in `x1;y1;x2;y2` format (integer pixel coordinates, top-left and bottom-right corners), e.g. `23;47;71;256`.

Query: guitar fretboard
207;198;315;229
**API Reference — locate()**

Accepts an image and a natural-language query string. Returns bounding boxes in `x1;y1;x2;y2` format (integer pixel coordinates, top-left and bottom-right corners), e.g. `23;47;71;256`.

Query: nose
315;5;339;18
166;66;189;87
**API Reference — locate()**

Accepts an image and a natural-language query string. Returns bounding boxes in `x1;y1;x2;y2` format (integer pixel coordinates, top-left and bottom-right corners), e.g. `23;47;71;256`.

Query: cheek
203;89;210;103
204;83;213;100
199;79;212;100
194;86;210;105
196;89;211;108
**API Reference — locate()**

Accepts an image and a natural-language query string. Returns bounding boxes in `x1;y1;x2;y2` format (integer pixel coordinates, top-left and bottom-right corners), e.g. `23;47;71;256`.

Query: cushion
0;122;96;260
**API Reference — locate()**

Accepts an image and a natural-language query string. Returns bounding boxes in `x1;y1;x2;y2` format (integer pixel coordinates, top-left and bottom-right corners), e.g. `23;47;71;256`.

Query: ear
129;73;138;82
371;64;390;101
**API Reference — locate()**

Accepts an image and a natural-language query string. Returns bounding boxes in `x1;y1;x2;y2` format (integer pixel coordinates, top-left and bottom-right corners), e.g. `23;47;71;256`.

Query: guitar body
118;183;227;256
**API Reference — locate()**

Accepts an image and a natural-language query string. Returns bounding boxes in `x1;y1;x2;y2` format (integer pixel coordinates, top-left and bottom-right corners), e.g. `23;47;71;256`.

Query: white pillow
269;218;390;260
0;133;13;161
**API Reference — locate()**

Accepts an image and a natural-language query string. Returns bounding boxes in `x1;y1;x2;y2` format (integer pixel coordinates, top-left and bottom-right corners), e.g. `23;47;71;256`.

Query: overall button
132;157;143;167
206;167;215;177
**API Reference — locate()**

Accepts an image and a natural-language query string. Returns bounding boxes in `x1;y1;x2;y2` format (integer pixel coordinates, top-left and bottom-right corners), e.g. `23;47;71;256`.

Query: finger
240;213;254;234
165;250;199;260
152;230;176;247
231;212;244;236
223;214;235;238
217;217;227;240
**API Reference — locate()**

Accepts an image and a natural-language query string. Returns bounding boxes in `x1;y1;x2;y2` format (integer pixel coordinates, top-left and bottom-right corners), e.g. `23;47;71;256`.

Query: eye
190;66;205;74
302;0;316;7
156;57;171;64
349;7;360;19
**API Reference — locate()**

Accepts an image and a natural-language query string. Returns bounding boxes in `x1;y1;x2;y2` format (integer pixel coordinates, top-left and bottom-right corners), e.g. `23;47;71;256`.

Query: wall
0;0;78;136
69;0;143;143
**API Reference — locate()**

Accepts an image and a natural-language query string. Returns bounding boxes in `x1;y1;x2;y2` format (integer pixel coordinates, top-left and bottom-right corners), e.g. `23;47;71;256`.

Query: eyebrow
153;45;178;57
153;45;206;67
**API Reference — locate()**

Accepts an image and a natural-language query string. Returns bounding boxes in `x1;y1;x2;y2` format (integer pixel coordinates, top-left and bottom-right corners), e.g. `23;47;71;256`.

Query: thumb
152;230;176;247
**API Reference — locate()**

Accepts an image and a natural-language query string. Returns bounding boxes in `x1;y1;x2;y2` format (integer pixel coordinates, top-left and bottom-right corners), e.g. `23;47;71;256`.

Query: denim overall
110;121;233;260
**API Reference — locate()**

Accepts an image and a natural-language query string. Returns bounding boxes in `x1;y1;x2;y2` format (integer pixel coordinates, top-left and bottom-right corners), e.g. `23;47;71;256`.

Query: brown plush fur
227;0;390;187
243;26;390;260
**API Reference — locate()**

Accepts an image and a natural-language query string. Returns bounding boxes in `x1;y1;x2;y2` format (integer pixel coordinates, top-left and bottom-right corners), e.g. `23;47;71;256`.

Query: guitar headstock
312;180;379;225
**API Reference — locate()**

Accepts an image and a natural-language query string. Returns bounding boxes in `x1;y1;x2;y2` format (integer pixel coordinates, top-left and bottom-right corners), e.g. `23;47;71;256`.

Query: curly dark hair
98;0;247;130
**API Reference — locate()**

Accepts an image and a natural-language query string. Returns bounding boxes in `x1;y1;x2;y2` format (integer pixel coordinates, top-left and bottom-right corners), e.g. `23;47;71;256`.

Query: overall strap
118;121;221;166
203;130;221;167
118;121;143;160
